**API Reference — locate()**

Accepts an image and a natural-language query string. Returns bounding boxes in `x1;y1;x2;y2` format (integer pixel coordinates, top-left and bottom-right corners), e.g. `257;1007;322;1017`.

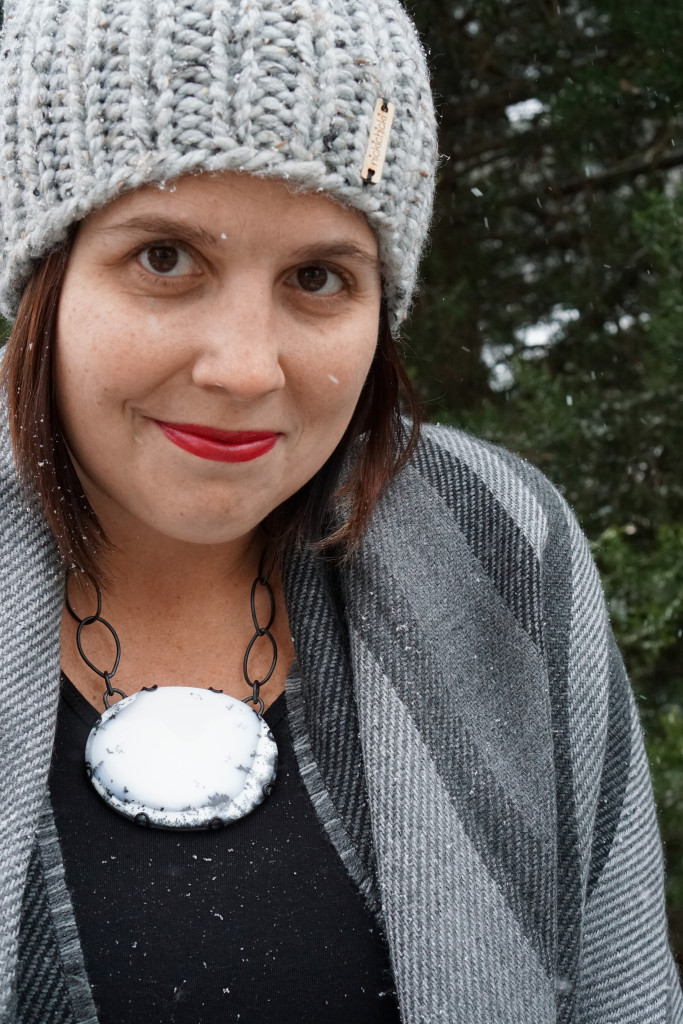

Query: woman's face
55;172;381;548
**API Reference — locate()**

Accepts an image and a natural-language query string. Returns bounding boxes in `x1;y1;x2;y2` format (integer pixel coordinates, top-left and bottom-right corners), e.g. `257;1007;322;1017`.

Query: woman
0;0;680;1022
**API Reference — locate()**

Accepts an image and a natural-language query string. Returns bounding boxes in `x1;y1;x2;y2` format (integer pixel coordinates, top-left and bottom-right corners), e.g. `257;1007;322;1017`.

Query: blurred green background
406;0;683;960
1;0;681;963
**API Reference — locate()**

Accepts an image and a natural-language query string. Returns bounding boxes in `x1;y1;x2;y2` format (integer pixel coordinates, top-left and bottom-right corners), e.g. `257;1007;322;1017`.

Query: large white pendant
84;686;278;829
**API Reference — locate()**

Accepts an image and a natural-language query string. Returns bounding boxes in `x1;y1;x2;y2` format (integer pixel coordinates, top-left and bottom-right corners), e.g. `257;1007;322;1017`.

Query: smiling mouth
156;421;280;463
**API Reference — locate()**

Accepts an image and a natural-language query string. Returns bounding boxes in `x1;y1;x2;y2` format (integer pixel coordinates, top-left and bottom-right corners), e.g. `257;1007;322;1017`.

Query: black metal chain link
65;570;127;710
66;552;278;716
242;552;277;717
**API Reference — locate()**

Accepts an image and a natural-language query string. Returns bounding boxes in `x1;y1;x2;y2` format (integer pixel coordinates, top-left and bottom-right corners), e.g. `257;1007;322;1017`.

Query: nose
189;285;286;400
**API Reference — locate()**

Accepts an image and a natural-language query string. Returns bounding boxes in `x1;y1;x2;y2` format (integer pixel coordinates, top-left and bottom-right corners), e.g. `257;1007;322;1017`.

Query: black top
49;676;400;1024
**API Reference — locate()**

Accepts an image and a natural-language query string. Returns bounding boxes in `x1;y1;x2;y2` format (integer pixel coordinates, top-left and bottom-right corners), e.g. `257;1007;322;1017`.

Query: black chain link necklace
65;557;279;830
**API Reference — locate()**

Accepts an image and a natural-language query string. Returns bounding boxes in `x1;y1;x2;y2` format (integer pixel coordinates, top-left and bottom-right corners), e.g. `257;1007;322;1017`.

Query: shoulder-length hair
0;239;421;579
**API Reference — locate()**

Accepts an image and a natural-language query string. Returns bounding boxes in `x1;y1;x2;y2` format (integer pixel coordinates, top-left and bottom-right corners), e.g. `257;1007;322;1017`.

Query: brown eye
295;266;343;295
138;244;195;277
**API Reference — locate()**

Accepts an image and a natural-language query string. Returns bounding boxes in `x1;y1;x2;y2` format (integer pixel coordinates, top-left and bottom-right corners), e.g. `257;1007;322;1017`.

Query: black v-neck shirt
49;676;400;1023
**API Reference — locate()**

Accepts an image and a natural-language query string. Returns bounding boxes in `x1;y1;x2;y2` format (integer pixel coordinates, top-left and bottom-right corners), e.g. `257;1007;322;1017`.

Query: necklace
65;560;278;831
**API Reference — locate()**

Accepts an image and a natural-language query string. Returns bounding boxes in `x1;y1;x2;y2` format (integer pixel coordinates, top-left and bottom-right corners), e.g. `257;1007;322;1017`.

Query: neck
62;528;293;710
97;526;265;611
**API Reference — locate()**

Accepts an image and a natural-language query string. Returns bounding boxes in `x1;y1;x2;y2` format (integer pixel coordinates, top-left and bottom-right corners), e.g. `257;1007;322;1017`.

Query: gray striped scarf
1;405;681;1022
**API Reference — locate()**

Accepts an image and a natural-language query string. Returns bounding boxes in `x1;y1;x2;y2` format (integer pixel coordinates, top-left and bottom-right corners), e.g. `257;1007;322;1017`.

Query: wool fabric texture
0;0;437;331
1;400;682;1022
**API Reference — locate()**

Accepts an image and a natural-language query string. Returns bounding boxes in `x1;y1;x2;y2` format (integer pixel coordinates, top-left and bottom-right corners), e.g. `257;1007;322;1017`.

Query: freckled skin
57;172;382;709
55;172;382;551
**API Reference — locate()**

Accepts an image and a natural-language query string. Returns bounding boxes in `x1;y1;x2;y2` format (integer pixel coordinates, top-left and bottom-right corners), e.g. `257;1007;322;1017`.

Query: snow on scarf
1;405;681;1022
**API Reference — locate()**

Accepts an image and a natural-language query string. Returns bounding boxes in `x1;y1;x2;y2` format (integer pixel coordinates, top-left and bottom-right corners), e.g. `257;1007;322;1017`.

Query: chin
152;516;263;547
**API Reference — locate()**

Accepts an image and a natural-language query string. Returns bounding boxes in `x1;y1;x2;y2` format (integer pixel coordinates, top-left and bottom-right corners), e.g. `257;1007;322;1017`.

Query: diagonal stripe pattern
3;416;682;1021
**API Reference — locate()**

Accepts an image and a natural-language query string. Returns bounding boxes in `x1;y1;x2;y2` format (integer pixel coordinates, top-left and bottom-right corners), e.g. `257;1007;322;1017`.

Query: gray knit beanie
0;0;437;333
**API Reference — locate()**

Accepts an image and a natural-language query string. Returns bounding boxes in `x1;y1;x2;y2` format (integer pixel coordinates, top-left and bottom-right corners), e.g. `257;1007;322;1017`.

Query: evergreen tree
408;0;683;957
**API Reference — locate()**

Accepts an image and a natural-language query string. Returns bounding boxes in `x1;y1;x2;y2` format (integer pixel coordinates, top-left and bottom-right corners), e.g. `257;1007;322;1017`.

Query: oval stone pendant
85;687;278;829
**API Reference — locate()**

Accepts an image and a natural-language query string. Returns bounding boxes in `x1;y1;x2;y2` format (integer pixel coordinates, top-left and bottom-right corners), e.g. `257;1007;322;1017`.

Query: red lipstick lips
157;422;279;463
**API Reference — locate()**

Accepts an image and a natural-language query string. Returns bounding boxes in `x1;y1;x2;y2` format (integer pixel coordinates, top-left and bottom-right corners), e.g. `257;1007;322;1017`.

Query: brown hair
0;246;422;578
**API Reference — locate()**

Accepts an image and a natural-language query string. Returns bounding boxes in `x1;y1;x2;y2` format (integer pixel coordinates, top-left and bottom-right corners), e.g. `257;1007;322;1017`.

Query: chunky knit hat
0;0;437;332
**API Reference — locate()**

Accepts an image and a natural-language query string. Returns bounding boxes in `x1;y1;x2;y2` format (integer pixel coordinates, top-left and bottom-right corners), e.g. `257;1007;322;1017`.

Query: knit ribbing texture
0;0;437;332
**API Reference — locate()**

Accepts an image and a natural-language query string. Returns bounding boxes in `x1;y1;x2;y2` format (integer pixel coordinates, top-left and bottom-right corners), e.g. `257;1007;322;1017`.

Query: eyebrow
97;216;219;249
287;241;379;270
96;217;379;268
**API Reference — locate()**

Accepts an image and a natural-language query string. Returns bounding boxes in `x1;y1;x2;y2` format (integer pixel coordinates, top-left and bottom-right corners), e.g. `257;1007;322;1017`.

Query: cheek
290;321;377;419
54;305;95;426
54;303;142;469
56;287;116;383
56;299;166;412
